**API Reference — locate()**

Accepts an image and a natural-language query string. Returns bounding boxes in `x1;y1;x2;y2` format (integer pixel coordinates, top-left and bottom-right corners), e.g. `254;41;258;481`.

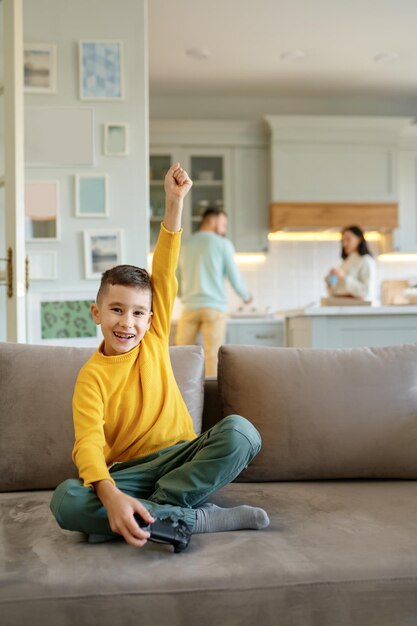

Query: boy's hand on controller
164;162;192;201
96;481;155;547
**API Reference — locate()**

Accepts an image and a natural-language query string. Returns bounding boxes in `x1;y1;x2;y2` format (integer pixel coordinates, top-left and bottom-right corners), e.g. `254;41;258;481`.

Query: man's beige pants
175;308;227;377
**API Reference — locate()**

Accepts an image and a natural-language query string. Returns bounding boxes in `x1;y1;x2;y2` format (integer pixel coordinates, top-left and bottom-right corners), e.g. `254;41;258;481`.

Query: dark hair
96;264;152;306
201;207;227;221
341;225;373;259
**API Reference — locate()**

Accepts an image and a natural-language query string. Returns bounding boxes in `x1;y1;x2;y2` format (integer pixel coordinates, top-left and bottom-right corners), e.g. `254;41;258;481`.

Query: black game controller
135;514;192;553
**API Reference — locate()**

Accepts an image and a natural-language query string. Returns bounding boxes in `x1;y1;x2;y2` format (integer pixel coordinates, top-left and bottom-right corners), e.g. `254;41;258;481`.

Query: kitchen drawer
227;322;284;347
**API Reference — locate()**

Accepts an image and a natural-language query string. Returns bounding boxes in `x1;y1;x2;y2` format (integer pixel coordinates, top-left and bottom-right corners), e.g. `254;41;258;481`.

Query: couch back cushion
218;344;417;480
0;342;204;491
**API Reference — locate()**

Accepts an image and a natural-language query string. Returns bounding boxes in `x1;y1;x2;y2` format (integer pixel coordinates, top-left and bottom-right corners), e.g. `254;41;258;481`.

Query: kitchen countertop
171;315;284;324
227;315;283;323
280;305;417;317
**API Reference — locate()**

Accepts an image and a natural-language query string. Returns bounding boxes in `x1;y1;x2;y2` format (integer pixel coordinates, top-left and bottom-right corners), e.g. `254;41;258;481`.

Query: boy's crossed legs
50;415;269;544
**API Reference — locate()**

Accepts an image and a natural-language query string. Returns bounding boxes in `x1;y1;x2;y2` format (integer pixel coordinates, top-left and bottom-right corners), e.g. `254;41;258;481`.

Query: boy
50;164;269;550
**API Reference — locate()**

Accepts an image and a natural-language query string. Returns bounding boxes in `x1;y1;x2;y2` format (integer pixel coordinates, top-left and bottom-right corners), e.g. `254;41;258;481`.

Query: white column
4;0;26;342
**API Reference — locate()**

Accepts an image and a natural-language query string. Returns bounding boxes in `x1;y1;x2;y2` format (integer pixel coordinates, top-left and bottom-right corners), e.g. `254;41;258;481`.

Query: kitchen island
169;316;285;347
282;305;417;349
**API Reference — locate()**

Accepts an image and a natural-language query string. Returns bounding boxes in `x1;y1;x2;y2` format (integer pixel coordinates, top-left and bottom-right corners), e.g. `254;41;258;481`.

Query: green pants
50;415;261;535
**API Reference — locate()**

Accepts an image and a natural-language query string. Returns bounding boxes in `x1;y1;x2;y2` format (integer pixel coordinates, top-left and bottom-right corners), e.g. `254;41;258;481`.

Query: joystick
135;514;192;553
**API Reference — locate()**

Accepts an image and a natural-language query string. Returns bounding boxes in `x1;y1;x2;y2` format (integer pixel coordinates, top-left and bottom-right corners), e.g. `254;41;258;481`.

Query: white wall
23;0;149;298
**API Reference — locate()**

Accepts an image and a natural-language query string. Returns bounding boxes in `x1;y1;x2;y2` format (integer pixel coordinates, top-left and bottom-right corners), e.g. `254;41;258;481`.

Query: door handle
0;247;13;298
25;255;29;291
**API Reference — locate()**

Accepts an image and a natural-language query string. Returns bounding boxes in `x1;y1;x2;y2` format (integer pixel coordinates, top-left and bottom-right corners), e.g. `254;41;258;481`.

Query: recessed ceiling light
280;50;306;61
373;52;399;64
185;47;211;61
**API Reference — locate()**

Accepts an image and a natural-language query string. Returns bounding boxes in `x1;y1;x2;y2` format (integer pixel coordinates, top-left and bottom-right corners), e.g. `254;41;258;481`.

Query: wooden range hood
270;202;398;232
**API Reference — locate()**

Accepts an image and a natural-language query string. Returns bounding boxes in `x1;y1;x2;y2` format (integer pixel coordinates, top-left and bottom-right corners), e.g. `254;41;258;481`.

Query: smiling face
91;284;153;356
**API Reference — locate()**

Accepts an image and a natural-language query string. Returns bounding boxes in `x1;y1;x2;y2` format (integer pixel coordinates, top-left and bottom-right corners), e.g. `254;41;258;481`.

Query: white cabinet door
395;150;417;252
149;147;232;246
273;144;396;203
232;147;269;252
149;148;182;249
227;321;284;346
187;147;232;238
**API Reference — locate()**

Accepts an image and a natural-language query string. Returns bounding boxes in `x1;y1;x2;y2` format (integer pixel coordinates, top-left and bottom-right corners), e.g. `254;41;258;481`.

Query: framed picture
24;43;57;94
27;250;58;281
25;180;60;241
75;174;109;218
25;107;95;167
79;40;124;100
104;123;129;156
27;291;103;347
83;229;124;279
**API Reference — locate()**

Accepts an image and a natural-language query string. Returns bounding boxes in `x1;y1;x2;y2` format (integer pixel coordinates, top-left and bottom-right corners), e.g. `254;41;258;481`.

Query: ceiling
149;0;417;98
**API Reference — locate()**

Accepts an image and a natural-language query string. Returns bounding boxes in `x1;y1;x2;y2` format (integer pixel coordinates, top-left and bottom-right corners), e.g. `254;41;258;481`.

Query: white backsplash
228;241;417;312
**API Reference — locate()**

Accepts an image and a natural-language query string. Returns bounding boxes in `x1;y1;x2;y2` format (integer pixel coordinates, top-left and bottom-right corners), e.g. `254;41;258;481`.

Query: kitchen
228;116;417;349
149;1;417;350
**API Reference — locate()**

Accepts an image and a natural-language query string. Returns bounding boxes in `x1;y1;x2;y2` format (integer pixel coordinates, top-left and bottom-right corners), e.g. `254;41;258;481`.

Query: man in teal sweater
176;208;251;376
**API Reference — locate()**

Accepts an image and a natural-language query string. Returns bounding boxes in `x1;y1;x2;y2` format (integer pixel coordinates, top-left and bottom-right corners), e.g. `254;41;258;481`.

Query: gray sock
193;503;269;534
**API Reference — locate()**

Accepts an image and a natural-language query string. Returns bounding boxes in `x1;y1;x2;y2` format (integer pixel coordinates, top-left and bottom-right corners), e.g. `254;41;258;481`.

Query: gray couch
1;340;417;626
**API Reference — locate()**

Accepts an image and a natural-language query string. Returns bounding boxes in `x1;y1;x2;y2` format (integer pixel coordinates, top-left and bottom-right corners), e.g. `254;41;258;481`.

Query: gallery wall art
79;41;124;100
24;43;57;94
83;229;124;279
25;180;60;241
28;291;102;347
75;174;109;217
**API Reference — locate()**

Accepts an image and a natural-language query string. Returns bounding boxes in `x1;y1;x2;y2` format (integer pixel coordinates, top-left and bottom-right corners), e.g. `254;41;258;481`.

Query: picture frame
83;229;124;280
79;40;124;100
25;180;60;242
24;43;57;94
27;250;58;281
104;123;129;156
27;291;103;347
75;174;109;218
25;107;95;167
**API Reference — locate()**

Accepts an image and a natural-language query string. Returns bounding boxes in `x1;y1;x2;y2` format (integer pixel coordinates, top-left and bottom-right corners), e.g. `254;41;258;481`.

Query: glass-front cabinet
149;148;232;250
149;150;177;249
189;153;226;233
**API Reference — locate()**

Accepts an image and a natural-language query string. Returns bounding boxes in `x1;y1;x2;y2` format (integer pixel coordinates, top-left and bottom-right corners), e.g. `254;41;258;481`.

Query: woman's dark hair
341;225;373;259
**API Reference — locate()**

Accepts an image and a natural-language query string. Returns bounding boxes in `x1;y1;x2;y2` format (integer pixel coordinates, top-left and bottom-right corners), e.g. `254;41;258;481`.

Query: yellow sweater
72;224;198;487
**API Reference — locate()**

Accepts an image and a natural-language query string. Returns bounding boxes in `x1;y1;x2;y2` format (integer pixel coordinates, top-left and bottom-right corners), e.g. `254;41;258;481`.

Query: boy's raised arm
150;164;192;339
163;163;192;232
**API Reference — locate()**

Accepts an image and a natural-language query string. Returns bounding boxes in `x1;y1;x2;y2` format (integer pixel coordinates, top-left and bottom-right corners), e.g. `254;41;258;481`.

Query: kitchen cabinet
284;305;417;348
395;149;417;252
149;147;231;249
265;115;411;204
169;318;285;348
231;147;269;252
226;319;284;347
149;121;269;252
149;149;181;249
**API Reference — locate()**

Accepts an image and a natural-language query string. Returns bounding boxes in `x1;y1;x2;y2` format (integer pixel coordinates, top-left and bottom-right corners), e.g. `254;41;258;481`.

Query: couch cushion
0;342;204;492
1;481;417;626
218;344;417;480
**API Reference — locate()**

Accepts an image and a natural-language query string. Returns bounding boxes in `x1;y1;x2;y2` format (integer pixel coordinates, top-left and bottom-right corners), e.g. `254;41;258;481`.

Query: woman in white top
325;225;376;301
